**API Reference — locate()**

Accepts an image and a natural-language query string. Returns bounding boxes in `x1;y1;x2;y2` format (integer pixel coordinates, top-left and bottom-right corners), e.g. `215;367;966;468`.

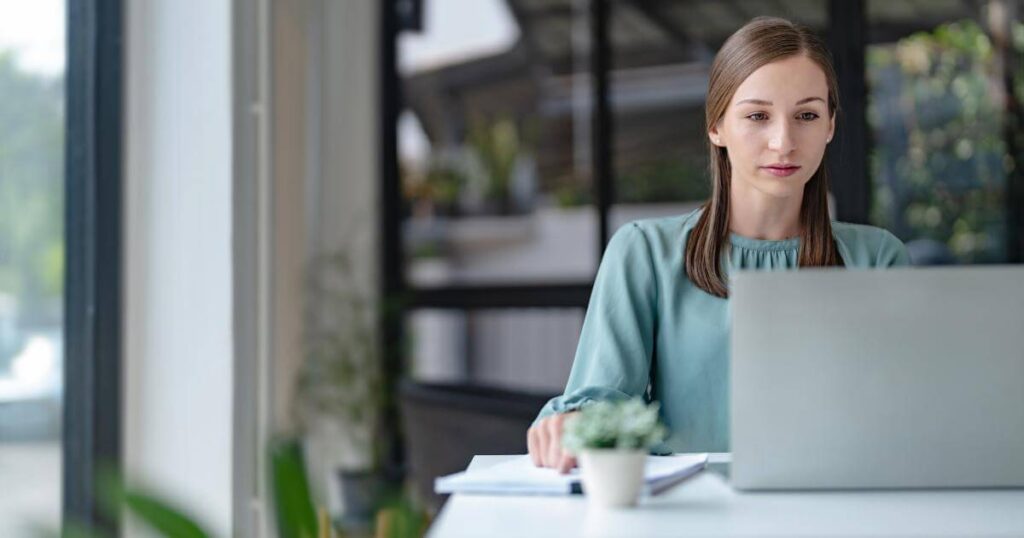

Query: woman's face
708;54;835;201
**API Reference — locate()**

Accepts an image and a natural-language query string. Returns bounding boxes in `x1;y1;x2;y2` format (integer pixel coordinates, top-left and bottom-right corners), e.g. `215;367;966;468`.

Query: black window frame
64;0;124;533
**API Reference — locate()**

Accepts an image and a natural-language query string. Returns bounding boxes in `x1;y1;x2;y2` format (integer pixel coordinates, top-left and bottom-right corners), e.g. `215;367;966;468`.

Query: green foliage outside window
0;51;65;368
868;20;1024;263
615;157;710;204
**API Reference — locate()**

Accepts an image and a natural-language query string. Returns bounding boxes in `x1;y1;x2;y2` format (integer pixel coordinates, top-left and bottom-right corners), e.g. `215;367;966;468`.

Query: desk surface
427;455;1024;537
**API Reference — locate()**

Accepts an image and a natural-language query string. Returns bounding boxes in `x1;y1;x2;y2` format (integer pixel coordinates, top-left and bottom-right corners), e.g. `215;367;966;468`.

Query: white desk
427;455;1024;537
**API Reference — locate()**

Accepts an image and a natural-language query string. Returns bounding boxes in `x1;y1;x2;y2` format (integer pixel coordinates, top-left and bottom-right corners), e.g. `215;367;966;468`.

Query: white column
122;0;234;535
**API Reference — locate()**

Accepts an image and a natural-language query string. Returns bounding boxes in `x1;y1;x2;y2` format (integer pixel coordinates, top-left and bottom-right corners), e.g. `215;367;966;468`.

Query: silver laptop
730;266;1024;490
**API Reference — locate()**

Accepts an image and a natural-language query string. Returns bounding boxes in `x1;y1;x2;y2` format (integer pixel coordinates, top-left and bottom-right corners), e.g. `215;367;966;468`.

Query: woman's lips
761;165;801;177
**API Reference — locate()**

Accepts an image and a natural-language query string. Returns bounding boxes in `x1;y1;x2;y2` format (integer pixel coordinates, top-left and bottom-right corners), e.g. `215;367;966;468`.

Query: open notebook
435;453;708;496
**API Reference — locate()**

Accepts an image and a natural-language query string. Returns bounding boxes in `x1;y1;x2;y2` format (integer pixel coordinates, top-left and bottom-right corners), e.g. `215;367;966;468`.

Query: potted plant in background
464;115;541;216
293;248;387;532
562;398;667;508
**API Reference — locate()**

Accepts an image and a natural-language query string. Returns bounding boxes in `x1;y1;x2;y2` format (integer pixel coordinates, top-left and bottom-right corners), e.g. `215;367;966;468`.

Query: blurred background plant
614;157;710;205
868;19;1024;263
294;246;388;533
291;243;424;536
550;157;709;209
29;439;428;538
401;115;539;218
465;115;536;215
30;465;216;538
468;116;519;214
402;159;467;219
0;50;64;373
551;173;593;208
295;248;384;472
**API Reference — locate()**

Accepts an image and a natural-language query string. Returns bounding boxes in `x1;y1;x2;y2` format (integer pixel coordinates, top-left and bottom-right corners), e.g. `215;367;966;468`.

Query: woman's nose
768;121;796;154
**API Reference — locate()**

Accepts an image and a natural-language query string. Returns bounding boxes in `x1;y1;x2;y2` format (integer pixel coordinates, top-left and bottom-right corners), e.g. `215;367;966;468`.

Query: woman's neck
728;181;803;240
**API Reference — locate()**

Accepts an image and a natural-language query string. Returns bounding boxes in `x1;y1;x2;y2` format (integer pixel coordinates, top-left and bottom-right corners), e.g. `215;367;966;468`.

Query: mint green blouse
536;208;911;453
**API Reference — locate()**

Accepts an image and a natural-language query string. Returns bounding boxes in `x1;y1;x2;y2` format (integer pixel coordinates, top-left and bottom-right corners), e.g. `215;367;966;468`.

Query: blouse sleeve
534;222;659;424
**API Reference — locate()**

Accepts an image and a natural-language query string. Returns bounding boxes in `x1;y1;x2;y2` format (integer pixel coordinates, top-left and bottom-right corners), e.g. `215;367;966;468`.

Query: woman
527;16;909;473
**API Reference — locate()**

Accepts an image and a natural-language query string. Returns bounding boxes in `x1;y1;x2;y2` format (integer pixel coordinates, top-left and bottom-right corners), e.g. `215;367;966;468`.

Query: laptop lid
730;266;1024;490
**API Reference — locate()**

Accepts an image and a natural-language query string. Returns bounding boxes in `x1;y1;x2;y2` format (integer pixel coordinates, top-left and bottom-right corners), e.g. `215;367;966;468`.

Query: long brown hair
685;16;843;298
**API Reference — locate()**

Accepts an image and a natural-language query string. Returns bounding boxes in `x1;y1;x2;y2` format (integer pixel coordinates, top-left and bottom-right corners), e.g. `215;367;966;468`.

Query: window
386;0;1024;412
866;0;1024;264
395;0;597;392
0;0;66;531
390;1;847;396
399;0;599;288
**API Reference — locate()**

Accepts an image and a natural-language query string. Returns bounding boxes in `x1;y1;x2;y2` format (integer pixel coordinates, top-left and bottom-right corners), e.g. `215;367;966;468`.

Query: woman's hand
527;411;579;474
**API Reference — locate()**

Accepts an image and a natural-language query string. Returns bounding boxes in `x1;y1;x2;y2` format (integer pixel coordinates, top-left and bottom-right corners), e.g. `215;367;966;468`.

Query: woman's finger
557;453;576;474
535;422;550;467
545;418;561;468
527;427;542;467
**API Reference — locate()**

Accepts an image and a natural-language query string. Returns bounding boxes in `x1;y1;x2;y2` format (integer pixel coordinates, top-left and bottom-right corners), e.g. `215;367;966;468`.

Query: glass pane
407;308;583;393
399;0;598;287
609;0;827;220
0;0;66;533
867;0;1020;264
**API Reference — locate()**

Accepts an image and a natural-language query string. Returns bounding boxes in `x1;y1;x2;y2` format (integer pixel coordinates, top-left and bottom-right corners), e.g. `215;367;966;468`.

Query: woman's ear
827;113;836;144
708;122;724;147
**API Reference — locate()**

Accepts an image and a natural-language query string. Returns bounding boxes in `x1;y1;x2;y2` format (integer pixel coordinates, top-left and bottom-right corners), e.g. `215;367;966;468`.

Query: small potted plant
562;398;667;508
293;247;387;530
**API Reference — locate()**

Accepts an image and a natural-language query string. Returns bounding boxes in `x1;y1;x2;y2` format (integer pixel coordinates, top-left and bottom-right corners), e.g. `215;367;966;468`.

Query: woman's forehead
730;56;829;107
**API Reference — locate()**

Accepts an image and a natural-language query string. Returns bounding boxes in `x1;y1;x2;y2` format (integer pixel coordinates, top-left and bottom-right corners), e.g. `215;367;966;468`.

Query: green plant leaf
269;437;320;538
121;491;212;538
94;466;212;538
562;398;667;453
375;492;430;538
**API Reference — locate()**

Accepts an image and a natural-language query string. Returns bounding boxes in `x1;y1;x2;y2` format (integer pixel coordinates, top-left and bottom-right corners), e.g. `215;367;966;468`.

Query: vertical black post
591;0;614;251
826;0;870;224
988;1;1024;263
64;0;123;532
379;0;406;481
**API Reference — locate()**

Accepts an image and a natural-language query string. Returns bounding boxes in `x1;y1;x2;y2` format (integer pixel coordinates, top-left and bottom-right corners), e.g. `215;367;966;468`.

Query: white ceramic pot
578;449;647;508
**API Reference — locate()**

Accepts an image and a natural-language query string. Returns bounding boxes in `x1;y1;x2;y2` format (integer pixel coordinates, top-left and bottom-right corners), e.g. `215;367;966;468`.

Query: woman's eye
798;112;820;121
747;112;768;121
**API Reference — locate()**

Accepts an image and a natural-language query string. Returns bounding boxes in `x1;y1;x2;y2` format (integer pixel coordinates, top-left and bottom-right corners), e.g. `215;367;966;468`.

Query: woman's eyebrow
735;97;826;106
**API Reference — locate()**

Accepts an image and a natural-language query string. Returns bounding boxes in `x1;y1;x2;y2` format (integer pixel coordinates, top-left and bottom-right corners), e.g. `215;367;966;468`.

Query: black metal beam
380;0;407;483
64;0;123;533
395;0;424;32
826;0;871;224
592;0;614;252
409;284;593;309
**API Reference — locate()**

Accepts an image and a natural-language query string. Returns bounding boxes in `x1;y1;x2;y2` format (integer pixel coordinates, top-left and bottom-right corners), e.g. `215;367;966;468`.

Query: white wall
315;0;380;263
270;0;312;436
273;0;381;516
122;0;234;535
122;0;381;533
267;0;382;437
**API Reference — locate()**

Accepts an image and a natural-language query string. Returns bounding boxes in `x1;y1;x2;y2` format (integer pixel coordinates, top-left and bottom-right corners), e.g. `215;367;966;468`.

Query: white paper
435;453;708;496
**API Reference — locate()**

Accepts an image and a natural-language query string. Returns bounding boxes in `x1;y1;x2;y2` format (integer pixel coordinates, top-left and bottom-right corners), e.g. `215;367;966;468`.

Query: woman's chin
751;179;806;199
